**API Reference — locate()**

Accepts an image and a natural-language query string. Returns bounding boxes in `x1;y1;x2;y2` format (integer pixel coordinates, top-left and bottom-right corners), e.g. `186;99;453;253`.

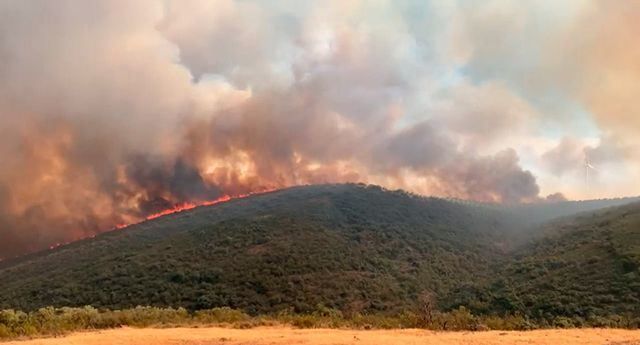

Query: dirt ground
5;326;640;345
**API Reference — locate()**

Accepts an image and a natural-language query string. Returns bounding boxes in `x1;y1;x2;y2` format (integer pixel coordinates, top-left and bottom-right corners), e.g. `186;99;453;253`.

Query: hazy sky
0;0;639;256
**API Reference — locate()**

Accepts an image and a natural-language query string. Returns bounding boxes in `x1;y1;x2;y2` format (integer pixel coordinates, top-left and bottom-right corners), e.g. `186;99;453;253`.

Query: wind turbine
584;154;597;186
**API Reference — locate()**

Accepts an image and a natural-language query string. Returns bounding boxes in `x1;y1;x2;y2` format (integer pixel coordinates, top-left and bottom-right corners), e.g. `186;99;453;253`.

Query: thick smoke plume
1;0;637;258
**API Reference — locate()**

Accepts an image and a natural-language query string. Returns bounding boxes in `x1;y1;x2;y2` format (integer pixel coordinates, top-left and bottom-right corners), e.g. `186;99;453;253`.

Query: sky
0;0;639;257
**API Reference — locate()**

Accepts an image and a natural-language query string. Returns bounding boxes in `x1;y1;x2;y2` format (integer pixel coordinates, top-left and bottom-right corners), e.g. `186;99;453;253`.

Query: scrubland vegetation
1;305;639;340
1;185;638;341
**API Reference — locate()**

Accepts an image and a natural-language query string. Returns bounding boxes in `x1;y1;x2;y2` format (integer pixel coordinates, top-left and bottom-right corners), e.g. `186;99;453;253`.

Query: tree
418;290;436;326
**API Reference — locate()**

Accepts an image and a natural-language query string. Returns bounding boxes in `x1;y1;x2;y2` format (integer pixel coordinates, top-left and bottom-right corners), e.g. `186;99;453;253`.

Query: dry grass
4;326;640;345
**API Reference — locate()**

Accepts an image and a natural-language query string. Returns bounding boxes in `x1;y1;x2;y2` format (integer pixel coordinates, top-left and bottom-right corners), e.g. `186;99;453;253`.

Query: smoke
541;137;586;177
562;1;640;143
1;0;636;258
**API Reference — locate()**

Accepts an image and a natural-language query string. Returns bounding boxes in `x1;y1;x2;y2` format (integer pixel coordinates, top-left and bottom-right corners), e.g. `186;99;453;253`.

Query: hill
0;184;514;313
449;202;640;324
498;202;640;321
0;184;637;320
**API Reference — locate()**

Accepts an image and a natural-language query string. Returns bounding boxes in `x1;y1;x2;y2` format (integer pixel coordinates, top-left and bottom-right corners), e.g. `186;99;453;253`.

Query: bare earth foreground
5;327;640;345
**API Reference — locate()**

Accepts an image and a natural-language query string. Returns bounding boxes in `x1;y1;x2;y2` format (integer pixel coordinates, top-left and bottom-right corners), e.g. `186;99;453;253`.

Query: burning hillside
0;1;542;258
2;1;640;258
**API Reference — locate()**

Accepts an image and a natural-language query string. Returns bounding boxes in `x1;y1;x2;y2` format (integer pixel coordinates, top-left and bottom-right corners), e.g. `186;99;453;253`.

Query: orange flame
42;188;278;254
144;202;199;221
116;188;277;230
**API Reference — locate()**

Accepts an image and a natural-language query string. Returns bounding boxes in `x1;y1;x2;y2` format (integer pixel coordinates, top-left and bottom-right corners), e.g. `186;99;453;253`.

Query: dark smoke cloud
438;149;539;204
545;192;568;203
123;157;223;215
0;0;548;258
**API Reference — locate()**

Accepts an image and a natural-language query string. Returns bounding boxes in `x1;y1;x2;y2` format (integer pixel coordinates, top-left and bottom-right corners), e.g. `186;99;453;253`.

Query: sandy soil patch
4;326;640;345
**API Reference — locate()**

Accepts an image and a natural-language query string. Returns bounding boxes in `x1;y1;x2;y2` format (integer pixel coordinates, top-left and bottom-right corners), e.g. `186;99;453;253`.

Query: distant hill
0;184;637;321
502;197;640;227
447;201;640;322
497;202;640;319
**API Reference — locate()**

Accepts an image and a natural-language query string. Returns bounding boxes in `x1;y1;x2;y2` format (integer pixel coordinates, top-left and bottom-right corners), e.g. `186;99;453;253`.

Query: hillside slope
0;184;637;318
452;202;640;321
0;184;517;313
502;202;640;319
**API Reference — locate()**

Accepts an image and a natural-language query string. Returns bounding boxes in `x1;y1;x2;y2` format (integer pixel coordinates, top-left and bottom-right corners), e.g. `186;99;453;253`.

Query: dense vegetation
0;184;638;331
0;185;517;314
2;304;637;340
491;202;640;324
0;305;489;339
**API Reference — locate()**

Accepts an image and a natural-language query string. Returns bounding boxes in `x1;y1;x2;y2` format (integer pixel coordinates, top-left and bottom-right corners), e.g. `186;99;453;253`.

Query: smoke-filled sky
1;0;639;257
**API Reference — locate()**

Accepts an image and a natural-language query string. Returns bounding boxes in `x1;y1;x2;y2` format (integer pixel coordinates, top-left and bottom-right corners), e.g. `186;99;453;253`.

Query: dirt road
5;326;640;345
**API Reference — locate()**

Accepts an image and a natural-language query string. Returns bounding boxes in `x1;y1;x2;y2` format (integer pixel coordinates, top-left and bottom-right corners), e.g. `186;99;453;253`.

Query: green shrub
0;324;11;339
552;316;575;328
0;305;638;341
194;307;250;324
313;304;343;319
482;314;535;330
433;307;478;330
290;315;322;328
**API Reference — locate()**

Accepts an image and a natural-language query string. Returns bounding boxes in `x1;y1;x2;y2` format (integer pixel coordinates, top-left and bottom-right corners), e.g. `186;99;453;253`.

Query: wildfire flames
127;188;276;225
46;188;277;252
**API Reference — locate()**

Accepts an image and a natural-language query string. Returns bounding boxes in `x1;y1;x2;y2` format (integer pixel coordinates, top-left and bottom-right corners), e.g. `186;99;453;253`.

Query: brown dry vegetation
4;327;640;345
